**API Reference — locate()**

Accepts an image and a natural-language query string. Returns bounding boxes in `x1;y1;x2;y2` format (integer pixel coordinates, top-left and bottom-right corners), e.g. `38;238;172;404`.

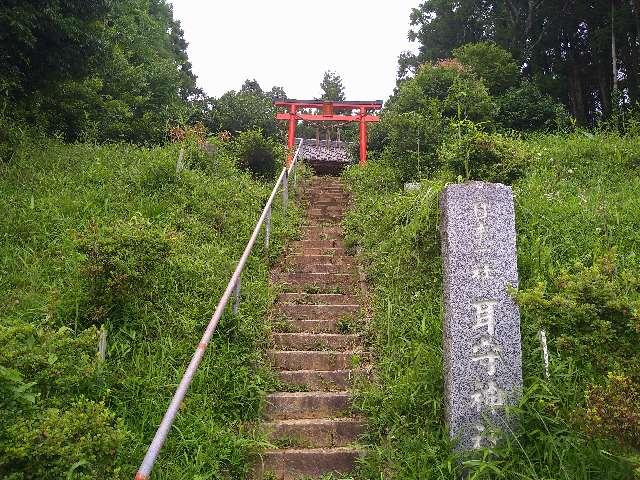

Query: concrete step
306;185;345;191
311;202;348;209
277;293;357;305
285;263;356;274
267;350;359;371
277;303;360;320
305;203;348;210
301;226;344;239
276;273;358;293
255;447;361;480
306;189;346;195
277;369;357;391
265;391;350;420
265;418;365;448
273;319;341;333
306;212;344;220
289;247;348;256
271;333;361;350
286;254;356;267
292;239;345;249
303;221;344;228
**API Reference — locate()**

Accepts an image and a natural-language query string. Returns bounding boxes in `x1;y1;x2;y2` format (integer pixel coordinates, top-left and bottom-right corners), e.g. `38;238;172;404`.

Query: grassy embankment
0;137;302;478
343;132;640;479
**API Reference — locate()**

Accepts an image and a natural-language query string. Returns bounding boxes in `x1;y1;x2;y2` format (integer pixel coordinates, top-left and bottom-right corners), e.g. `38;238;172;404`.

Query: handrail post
282;169;288;214
264;206;272;250
291;140;297;189
292;159;297;191
232;277;241;315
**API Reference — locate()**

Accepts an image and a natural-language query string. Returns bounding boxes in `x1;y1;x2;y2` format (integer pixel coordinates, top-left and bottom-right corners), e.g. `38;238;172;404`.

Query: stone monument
439;182;523;450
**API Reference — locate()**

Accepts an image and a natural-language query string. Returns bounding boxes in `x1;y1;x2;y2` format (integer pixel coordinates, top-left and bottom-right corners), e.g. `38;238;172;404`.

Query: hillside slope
343;132;640;479
0;138;301;478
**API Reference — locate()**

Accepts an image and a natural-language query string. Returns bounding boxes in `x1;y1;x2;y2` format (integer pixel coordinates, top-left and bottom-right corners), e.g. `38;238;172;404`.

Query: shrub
0;365;36;410
438;128;529;183
232;129;284;179
75;217;171;328
453;42;520;94
497;81;571;132
393;61;496;125
0;324;99;402
515;251;640;374
1;397;127;479
584;372;640;447
380;109;447;182
443;74;497;124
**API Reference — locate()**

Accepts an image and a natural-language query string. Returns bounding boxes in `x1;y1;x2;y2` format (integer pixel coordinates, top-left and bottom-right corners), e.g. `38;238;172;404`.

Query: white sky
168;1;418;101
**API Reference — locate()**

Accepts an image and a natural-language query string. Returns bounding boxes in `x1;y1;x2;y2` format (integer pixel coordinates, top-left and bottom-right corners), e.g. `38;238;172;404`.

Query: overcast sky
168;1;418;101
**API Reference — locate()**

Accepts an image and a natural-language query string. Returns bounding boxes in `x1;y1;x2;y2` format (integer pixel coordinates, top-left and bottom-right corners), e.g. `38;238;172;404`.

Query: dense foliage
369;47;568;183
1;0;200;144
401;0;640;125
0;136;302;478
200;81;285;139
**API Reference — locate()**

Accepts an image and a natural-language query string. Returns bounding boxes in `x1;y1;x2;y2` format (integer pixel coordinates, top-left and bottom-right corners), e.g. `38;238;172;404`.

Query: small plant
438;128;529;184
75;217;171;328
583;372;640;447
337;315;361;334
233;129;284;179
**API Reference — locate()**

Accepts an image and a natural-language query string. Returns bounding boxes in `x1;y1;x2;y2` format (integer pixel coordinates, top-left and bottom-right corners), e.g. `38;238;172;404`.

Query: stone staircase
255;176;365;479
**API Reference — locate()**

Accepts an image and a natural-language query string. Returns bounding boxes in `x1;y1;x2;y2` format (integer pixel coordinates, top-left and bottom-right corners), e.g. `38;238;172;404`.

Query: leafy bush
379;109;447;182
453;42;520;94
233;129;284;179
0;366;36;410
443;74;497;123
393;61;496;125
515;251;640;374
1;398;127;479
0;324;99;401
205;90;280;138
584;372;640;447
497;81;572;132
381;59;497;182
75;218;171;328
438;128;529;183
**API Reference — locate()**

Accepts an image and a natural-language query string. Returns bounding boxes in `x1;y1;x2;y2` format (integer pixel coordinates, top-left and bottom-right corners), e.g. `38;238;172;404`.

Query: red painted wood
275;99;381;166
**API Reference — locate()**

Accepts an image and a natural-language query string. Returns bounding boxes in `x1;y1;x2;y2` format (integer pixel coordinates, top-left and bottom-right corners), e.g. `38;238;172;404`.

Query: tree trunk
598;60;612;116
630;0;640;103
568;59;587;124
631;0;640;50
612;0;619;91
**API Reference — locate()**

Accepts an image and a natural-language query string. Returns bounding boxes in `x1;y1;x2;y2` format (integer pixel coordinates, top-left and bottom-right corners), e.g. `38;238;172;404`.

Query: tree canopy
401;0;640;125
1;0;200;143
319;71;346;101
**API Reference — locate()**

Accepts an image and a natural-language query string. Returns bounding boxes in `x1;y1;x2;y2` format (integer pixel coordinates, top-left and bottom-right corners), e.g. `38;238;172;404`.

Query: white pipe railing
134;139;304;480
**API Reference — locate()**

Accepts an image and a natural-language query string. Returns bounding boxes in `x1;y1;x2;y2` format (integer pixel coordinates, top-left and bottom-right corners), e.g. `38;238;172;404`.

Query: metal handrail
135;139;304;480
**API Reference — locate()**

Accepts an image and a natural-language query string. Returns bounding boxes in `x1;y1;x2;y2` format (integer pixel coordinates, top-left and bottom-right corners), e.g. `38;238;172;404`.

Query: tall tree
1;0;200;143
319;71;346;101
0;0;109;98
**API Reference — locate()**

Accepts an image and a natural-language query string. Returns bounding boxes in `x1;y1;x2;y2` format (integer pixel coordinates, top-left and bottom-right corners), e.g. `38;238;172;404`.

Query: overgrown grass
343;132;640;479
0;137;302;478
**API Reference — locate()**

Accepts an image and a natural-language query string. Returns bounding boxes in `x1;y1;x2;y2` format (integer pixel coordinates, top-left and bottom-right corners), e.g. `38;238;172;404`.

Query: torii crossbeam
275;99;382;166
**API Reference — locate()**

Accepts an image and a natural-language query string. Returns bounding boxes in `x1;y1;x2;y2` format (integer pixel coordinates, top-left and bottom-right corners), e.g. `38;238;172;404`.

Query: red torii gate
275;99;382;166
